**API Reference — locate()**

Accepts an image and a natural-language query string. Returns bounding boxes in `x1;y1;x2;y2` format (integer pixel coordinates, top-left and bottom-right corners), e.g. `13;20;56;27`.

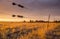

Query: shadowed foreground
0;22;60;39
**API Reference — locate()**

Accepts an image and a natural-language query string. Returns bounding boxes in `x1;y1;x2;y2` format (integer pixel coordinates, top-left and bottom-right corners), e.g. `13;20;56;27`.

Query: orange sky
0;0;60;21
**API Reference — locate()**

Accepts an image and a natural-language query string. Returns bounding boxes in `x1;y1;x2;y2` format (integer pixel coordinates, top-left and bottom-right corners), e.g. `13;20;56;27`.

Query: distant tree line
23;20;60;23
23;20;46;23
53;20;60;23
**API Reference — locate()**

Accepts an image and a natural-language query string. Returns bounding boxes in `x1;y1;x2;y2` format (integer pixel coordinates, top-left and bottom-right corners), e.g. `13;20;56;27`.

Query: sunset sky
0;0;60;21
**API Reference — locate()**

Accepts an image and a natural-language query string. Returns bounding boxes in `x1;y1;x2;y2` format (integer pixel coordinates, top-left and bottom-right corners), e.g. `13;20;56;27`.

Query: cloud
29;0;60;8
39;0;60;7
6;0;60;9
0;0;60;16
0;0;2;2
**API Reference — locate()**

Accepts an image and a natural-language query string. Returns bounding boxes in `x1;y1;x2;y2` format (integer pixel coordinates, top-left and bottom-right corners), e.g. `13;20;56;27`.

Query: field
0;22;60;39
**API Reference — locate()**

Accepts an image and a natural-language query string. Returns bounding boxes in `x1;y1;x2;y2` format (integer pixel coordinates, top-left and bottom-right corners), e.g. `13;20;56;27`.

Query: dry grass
0;22;60;39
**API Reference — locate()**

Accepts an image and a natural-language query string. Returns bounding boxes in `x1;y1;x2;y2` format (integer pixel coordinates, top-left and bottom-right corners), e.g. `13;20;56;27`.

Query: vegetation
45;25;60;39
0;22;60;39
0;25;41;39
